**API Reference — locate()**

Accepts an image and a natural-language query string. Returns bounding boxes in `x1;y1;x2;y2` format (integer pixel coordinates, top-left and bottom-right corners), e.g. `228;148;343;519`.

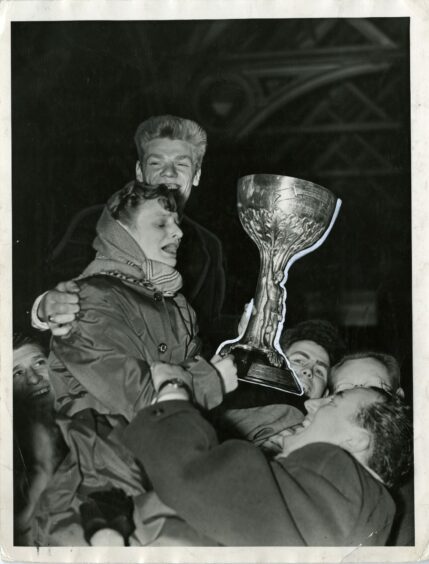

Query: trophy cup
218;174;341;395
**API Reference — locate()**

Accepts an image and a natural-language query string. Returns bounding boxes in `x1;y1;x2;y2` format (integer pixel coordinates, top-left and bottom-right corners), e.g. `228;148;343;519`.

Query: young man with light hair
134;115;206;200
32;115;223;339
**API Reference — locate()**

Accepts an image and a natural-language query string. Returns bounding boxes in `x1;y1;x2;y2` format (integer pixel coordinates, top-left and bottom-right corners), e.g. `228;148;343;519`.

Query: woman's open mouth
161;243;179;257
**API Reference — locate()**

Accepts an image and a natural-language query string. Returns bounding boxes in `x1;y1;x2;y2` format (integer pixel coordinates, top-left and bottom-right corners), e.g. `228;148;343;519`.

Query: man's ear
192;168;201;187
341;428;371;456
136;161;144;182
396;387;405;399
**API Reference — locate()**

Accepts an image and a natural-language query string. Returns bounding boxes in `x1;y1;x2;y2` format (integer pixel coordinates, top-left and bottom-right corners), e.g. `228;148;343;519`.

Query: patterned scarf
80;202;183;296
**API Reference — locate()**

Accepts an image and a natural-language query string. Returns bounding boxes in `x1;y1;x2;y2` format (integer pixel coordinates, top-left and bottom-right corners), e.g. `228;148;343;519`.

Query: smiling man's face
286;340;330;399
137;137;201;203
13;343;54;407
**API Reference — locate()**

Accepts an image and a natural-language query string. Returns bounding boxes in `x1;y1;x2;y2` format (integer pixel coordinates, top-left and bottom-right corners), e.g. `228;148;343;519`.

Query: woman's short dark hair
109;181;183;227
280;319;346;366
355;388;412;489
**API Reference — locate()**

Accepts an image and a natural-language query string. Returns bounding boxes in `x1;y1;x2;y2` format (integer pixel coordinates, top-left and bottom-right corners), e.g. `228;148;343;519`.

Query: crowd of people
12;115;413;547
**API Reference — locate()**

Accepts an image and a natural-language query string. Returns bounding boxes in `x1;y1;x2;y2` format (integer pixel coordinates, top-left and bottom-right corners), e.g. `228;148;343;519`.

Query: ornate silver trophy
218;174;341;395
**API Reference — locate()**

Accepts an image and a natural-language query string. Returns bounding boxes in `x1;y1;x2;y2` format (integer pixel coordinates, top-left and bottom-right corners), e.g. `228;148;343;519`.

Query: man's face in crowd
329;357;396;394
137;137;201;203
286;340;330;399
280;387;378;457
13;344;54;407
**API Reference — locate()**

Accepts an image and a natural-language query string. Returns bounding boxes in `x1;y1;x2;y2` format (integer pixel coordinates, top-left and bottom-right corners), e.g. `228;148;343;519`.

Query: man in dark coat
122;385;412;546
31;115;225;349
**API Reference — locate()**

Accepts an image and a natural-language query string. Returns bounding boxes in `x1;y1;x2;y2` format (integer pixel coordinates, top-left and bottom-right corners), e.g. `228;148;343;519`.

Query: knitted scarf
79;204;183;296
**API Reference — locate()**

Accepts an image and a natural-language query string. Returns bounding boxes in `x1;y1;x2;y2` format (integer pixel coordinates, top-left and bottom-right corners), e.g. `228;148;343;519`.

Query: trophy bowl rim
237;173;334;196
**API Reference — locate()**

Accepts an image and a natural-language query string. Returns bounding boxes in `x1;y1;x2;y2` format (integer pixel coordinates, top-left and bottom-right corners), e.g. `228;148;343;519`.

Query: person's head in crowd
280;387;412;489
13;332;54;409
328;351;404;398
134;115;207;202
13;332;59;539
109;182;183;268
280;319;346;399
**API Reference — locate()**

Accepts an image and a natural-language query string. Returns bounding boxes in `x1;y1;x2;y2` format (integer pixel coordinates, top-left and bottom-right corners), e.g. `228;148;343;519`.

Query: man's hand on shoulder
37;280;81;337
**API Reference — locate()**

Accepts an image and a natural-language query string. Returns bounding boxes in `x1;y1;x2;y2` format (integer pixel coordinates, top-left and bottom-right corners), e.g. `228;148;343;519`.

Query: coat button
154;292;163;302
152;407;164;416
158;343;168;353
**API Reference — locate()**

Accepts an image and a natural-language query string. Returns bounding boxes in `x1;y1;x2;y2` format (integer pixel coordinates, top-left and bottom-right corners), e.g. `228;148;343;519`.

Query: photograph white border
1;1;428;562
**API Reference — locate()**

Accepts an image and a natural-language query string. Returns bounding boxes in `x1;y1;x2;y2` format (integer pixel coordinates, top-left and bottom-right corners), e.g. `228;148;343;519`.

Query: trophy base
231;345;303;395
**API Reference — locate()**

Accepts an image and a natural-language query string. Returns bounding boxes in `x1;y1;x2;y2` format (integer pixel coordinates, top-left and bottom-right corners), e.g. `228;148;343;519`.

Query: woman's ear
136;161;144;182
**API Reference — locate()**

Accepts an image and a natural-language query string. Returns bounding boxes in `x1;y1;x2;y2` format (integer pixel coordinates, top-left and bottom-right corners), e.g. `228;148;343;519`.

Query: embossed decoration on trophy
217;174;342;395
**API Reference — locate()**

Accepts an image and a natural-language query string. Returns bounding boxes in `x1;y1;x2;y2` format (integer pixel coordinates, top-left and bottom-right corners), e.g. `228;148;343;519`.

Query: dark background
12;18;412;397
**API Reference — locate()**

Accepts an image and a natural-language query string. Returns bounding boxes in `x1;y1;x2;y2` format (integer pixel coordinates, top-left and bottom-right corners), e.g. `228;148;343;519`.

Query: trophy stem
217;174;341;396
241;250;285;364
